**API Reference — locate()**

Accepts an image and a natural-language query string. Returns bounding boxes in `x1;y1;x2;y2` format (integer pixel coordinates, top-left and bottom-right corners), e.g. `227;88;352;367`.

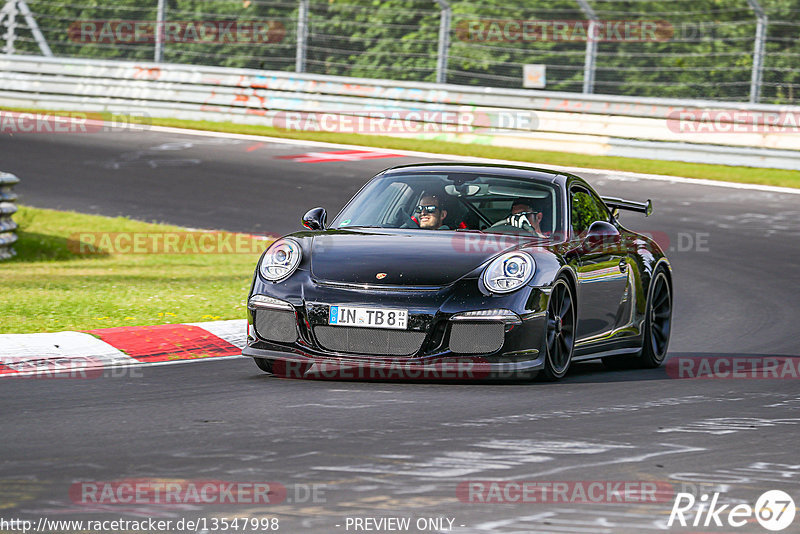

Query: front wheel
541;278;576;381
254;357;274;374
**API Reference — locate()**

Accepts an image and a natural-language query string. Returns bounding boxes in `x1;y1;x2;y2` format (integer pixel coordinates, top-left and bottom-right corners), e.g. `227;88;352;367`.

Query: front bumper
243;275;548;380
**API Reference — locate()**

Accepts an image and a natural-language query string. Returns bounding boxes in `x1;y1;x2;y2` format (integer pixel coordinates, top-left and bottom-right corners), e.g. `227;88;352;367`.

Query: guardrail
0;171;20;260
1;55;799;170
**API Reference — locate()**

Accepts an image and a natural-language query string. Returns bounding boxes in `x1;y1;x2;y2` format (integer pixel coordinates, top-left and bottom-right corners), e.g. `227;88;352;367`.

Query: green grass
0;206;268;333
3;106;798;189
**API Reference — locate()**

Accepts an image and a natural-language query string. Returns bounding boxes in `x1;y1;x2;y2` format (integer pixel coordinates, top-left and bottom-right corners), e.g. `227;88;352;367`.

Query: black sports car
243;163;672;381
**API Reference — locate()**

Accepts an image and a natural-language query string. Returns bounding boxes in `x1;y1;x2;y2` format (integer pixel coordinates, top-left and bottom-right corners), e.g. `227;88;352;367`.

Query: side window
570;189;609;235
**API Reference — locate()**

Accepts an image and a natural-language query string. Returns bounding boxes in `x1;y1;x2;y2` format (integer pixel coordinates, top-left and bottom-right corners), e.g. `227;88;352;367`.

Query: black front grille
449;322;505;354
254;309;298;343
314;326;425;356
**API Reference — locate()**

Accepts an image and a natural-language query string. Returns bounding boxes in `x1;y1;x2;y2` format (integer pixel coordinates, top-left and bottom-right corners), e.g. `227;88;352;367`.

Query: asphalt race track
1;127;799;534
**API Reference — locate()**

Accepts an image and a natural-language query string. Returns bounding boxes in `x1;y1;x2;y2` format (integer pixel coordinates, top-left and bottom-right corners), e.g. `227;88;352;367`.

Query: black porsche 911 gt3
242;163;672;381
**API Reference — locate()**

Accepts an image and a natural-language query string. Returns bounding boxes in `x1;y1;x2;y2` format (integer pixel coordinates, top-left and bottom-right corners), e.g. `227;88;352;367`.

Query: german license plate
328;305;408;330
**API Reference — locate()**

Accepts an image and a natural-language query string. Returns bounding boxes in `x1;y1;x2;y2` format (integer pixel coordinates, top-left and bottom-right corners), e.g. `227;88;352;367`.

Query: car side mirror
302;207;327;231
584;220;620;249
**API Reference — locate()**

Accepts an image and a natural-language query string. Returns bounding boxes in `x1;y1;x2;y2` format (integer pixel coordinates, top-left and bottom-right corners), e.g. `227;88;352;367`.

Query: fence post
16;0;52;56
434;0;450;84
575;0;598;94
0;172;20;260
2;0;17;55
746;0;767;103
295;0;309;73
154;0;166;62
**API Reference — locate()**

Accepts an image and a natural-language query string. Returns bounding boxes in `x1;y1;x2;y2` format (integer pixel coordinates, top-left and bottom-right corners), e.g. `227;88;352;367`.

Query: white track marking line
122;123;800;196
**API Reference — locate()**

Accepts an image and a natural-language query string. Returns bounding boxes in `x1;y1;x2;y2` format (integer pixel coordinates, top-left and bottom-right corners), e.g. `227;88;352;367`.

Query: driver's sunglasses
414;204;439;214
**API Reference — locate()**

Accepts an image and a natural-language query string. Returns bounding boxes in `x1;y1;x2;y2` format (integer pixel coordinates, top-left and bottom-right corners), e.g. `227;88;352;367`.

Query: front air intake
254;309;298;343
449;322;505;354
314;326;425;356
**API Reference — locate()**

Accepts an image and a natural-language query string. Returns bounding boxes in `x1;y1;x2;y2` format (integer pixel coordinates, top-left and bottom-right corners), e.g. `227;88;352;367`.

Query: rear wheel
541;278;576;381
640;269;672;368
253;358;274;374
602;267;672;370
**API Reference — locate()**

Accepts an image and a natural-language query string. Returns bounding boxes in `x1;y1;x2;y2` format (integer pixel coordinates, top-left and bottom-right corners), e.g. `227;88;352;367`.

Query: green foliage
570;191;607;234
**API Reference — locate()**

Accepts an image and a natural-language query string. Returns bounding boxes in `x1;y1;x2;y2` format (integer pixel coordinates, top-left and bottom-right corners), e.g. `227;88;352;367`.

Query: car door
570;187;629;342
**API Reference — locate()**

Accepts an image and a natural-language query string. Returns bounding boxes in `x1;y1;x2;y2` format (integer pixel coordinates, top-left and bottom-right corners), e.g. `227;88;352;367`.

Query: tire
602;267;672;370
639;268;672;368
541;277;577;381
253;357;274;374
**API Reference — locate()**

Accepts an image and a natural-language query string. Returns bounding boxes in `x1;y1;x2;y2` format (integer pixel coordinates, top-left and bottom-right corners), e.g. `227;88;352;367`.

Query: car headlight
482;251;535;293
259;238;302;281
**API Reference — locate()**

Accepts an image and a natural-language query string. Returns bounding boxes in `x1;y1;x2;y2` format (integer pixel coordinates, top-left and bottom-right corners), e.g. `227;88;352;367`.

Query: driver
504;197;548;237
415;194;449;230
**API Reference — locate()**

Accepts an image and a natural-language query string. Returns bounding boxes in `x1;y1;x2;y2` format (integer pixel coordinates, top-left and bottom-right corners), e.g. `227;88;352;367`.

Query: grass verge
0;206;268;334
3;106;799;189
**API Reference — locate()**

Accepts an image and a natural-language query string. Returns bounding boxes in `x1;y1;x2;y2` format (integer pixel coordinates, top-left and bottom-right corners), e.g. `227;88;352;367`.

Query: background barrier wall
1;55;799;170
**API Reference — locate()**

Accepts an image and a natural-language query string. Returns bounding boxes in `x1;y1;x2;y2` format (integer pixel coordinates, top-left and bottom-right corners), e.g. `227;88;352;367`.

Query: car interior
334;173;558;236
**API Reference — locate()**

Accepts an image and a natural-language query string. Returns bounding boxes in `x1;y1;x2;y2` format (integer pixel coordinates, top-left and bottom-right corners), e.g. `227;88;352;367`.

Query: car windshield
330;172;561;237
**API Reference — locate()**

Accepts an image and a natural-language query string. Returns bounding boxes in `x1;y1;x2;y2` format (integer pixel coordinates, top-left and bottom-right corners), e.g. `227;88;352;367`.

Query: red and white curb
0;319;246;378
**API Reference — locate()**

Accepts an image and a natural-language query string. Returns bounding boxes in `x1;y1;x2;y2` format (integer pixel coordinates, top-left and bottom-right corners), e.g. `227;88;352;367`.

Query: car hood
310;229;531;286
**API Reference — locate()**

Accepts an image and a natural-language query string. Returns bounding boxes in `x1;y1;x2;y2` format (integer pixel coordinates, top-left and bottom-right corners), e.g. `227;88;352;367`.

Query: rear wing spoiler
602;196;653;217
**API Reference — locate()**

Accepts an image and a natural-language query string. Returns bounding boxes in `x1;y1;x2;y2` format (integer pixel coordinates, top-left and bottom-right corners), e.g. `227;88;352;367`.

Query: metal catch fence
2;0;798;104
